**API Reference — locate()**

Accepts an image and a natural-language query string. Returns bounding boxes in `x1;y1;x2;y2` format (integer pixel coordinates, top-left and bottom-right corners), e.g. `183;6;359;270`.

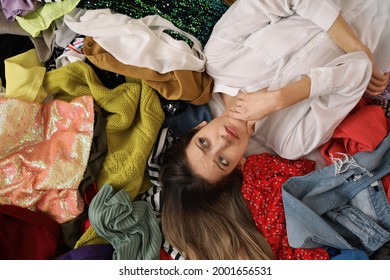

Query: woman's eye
199;137;208;147
218;156;229;167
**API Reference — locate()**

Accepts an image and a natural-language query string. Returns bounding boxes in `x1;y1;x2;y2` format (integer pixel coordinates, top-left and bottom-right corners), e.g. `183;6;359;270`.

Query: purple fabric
0;0;40;22
59;244;114;260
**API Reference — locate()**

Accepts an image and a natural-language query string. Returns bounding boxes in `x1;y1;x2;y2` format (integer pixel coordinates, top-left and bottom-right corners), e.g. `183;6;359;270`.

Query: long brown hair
160;130;274;260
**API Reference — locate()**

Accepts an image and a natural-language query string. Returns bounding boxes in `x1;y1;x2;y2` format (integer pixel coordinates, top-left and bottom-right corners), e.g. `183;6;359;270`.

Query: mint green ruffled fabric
88;184;162;260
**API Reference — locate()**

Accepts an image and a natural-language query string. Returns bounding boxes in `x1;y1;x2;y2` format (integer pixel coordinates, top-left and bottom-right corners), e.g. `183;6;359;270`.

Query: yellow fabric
15;0;80;37
5;53;163;199
5;49;48;102
6;53;164;248
43;61;164;199
41;61;164;248
74;226;109;248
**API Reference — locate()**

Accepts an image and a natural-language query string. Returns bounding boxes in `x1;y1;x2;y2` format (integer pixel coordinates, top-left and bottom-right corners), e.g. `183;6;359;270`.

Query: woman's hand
358;46;389;96
327;15;389;97
226;76;311;123
227;88;278;122
365;66;389;97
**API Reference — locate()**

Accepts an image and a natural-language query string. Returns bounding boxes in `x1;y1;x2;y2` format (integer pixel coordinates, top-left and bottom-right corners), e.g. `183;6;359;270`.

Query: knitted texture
43;61;165;200
74;225;109;248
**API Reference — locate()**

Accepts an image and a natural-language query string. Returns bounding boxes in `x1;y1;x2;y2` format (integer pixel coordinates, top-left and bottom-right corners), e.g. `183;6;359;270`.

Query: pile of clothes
1;0;389;260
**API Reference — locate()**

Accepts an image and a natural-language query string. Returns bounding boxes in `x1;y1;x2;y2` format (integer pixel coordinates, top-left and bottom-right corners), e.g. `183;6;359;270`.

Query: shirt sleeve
308;51;372;99
256;0;340;31
210;0;339;43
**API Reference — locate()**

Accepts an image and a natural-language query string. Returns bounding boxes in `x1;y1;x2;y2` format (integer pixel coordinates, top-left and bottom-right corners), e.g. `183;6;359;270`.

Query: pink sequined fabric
0;96;94;223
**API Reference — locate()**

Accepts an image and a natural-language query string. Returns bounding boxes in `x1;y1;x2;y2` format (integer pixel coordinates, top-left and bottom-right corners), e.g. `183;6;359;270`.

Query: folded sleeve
210;0;339;43
308;51;372;99
289;0;340;31
255;0;340;31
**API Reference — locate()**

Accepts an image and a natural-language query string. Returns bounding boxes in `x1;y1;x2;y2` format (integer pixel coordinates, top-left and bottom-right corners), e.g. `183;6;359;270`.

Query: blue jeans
282;133;390;255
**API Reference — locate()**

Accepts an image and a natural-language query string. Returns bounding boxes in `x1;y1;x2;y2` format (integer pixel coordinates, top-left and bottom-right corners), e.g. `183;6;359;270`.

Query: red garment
320;104;390;202
320;105;389;165
83;182;99;206
80;182;99;233
242;153;329;260
383;175;390;203
160;248;173;260
0;205;61;260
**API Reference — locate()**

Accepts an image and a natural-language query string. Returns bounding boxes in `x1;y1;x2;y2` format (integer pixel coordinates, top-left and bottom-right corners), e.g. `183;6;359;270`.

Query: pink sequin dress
0;96;94;223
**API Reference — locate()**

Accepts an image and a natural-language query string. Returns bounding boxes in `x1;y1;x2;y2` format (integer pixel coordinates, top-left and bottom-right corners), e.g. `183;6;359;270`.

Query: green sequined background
77;0;229;46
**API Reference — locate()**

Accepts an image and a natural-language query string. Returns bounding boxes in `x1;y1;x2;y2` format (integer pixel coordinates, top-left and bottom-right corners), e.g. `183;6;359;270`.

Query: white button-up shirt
206;0;390;159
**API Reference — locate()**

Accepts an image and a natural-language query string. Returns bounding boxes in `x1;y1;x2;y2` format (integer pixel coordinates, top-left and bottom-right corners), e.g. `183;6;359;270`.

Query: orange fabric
223;0;235;5
83;37;212;105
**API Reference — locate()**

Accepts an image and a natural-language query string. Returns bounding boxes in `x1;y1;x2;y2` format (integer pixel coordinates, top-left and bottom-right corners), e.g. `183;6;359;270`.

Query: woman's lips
225;125;239;139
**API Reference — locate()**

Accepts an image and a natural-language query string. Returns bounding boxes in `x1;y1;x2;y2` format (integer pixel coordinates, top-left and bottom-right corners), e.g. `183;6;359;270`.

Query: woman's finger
365;86;383;96
228;109;247;121
233;99;245;108
366;80;386;94
369;75;387;87
372;68;389;80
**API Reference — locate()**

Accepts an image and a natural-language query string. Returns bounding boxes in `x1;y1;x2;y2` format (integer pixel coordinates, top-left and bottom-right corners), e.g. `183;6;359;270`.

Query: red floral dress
241;153;330;260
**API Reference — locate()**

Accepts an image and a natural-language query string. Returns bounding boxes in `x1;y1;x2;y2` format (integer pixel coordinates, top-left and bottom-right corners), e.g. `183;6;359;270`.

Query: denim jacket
282;133;390;255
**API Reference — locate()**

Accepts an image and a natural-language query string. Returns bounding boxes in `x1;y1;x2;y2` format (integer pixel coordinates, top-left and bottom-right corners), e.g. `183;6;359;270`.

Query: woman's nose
220;133;232;145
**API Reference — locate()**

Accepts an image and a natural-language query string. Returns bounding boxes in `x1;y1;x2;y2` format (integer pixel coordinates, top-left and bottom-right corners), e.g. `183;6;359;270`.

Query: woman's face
185;116;252;183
